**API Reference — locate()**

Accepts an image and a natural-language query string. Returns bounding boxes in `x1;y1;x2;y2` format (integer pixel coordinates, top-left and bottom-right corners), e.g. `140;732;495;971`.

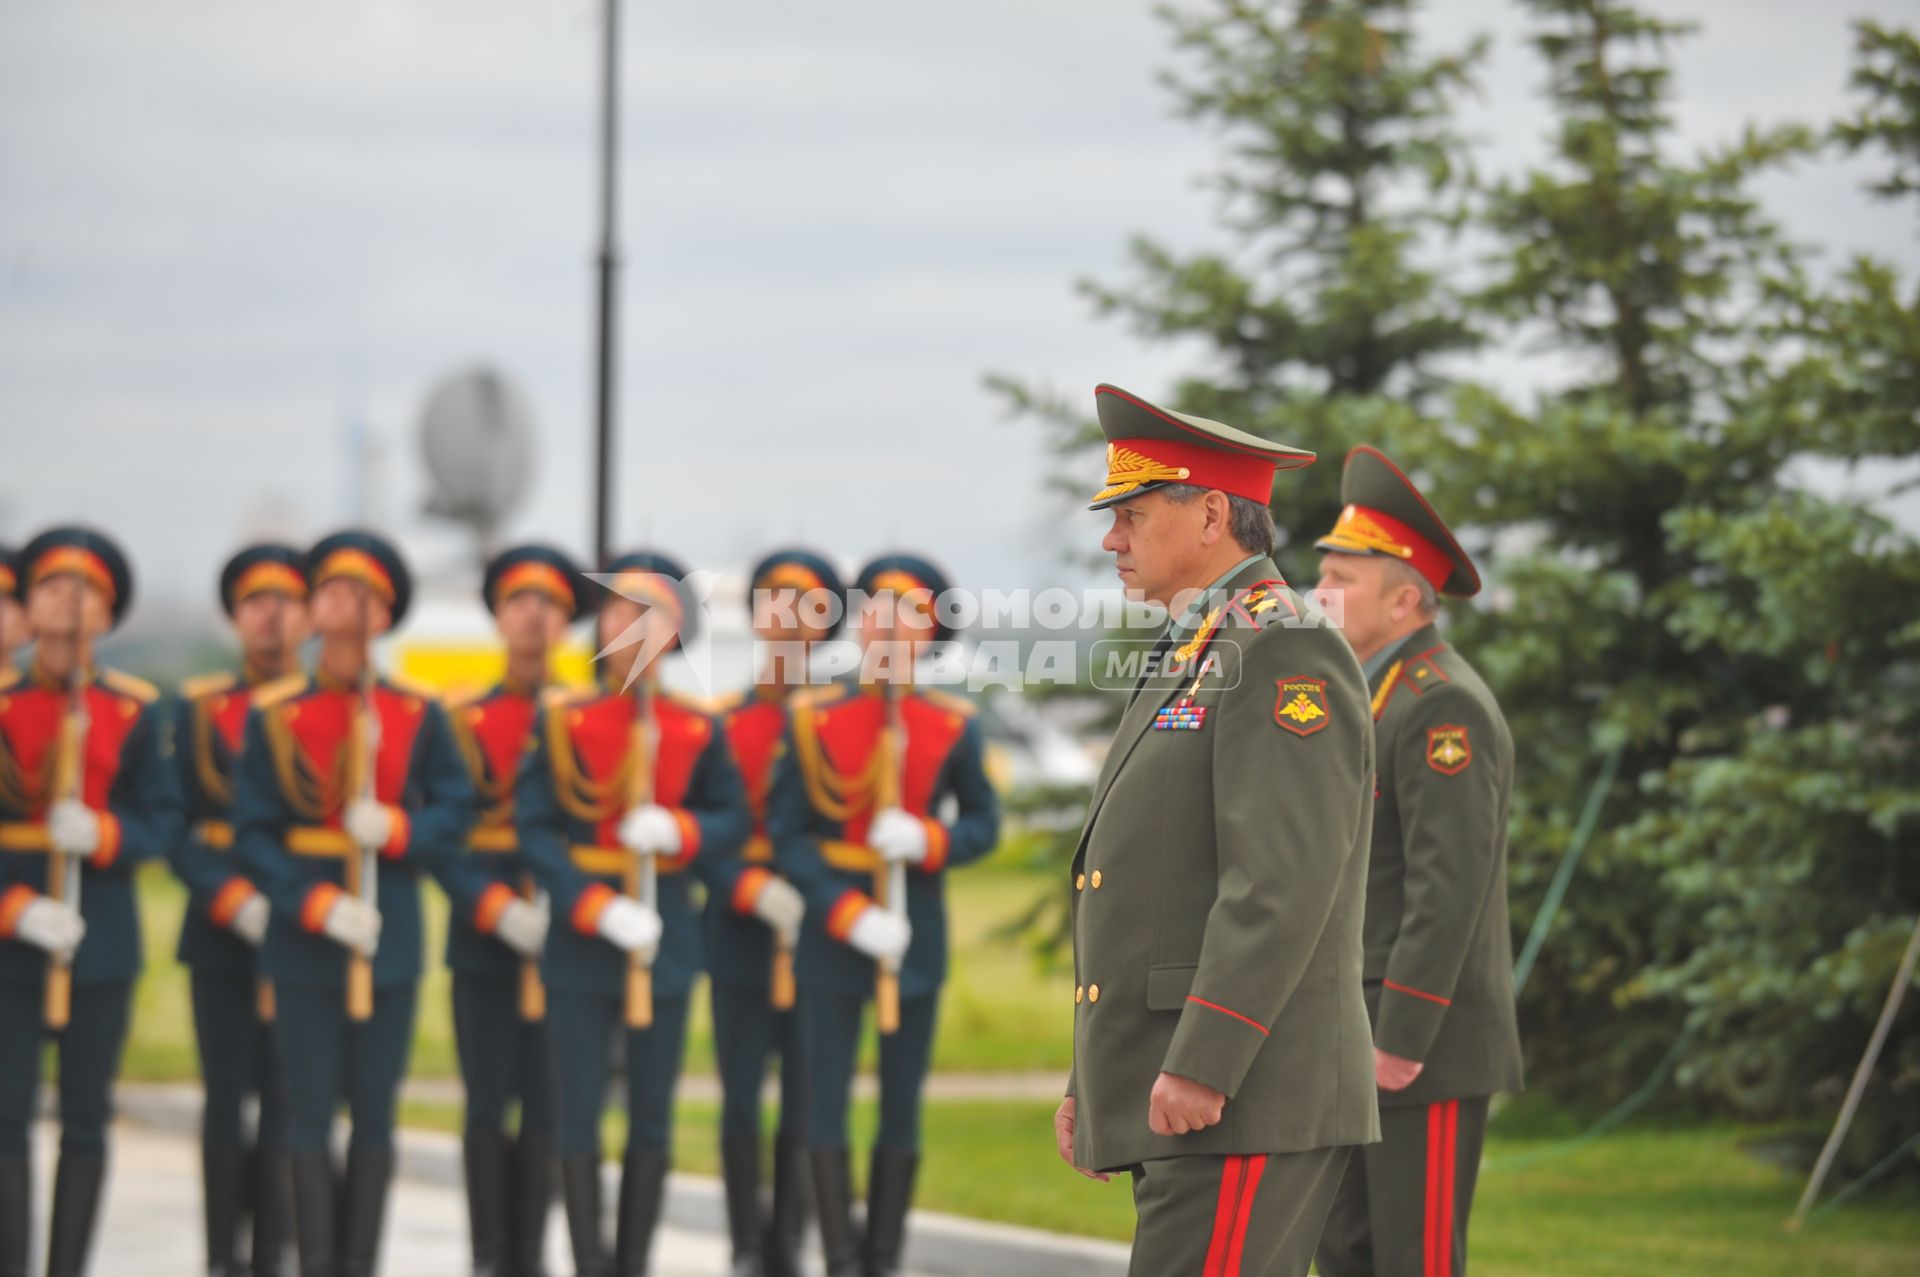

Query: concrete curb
116;1084;1129;1277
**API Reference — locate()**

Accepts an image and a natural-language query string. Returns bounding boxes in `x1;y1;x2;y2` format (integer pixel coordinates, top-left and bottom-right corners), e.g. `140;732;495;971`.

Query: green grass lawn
127;843;1075;1081
398;1096;1920;1277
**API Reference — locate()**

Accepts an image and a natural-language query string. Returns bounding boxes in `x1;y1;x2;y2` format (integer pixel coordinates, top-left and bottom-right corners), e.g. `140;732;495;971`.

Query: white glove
15;897;86;960
345;799;395;851
230;893;270;947
846;906;912;962
48;800;102;859
751;876;805;944
322;896;382;957
494;896;549;957
618;804;682;857
868;808;928;864
596;895;663;953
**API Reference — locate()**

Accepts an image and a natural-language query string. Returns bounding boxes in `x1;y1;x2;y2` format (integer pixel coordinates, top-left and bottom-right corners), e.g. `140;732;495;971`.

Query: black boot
505;1131;554;1277
611;1148;667;1277
252;1147;295;1277
289;1152;336;1277
462;1132;510;1277
862;1147;918;1277
337;1145;392;1277
558;1156;608;1277
203;1143;248;1277
762;1130;809;1277
0;1155;28;1277
43;1151;106;1277
718;1135;765;1277
807;1147;861;1277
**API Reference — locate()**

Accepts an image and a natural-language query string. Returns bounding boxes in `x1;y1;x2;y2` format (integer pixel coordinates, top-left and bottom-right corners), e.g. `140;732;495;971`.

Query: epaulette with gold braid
542;684;591;707
662;688;723;716
251;673;309;709
382;672;443;703
101;667;160;704
790;682;849;710
179;670;238;701
442;684;490;713
710;688;749;714
916;687;978;718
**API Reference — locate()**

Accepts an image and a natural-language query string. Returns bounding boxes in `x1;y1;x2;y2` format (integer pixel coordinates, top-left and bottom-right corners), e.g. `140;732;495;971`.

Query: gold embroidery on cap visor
868;570;937;627
1318;504;1414;559
28;546;117;606
1090;443;1192;506
313;548;395;604
609;572;684;628
233;562;309;603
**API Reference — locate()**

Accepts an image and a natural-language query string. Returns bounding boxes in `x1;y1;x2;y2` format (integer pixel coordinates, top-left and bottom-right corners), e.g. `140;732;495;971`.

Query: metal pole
591;0;622;565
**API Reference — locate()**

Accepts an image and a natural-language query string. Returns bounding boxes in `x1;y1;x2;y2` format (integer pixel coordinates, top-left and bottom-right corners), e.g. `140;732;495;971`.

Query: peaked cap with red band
0;545;16;601
307;529;414;627
1315;446;1480;598
854;552;956;645
601;549;699;648
19;525;135;628
1087;383;1316;511
220;542;309;617
484;542;586;618
750;546;846;637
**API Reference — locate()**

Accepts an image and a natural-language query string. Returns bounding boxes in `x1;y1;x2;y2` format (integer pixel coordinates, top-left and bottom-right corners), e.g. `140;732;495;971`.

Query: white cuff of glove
618;804;682;857
597;895;663;953
868;808;928;864
846;906;911;962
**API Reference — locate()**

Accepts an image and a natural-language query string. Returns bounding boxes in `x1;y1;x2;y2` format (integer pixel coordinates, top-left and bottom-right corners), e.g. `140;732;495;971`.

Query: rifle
345;599;379;1023
623;671;659;1029
518;869;546;1021
43;621;88;1030
872;681;906;1036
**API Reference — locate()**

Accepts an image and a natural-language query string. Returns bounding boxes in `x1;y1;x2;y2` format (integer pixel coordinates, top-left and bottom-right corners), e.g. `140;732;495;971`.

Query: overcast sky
2;0;1914;631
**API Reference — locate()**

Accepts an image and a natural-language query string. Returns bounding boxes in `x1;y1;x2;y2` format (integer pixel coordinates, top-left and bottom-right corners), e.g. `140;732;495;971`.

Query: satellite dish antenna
418;365;536;557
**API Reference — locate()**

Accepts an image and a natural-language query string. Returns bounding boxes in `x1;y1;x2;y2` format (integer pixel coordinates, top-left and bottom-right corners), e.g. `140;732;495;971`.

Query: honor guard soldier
766;553;1001;1277
435;544;585;1277
1311;449;1523;1277
704;548;843;1277
1053;386;1379;1277
232;531;479;1277
0;527;185;1277
516;551;750;1277
0;548;25;677
169;544;312;1277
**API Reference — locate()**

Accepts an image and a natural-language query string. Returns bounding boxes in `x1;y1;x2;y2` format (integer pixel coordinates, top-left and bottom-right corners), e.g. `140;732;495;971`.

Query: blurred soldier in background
168;544;312;1277
232;531;478;1277
0;548;26;679
516;551;749;1277
768;553;1001;1277
1312;448;1523;1277
0;527;185;1277
704;548;844;1277
435;544;585;1277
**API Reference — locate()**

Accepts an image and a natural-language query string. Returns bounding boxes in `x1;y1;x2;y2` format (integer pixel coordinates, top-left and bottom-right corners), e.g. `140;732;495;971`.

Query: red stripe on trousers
1424;1103;1442;1277
1222;1153;1269;1276
1203;1155;1247;1277
1439;1100;1459;1277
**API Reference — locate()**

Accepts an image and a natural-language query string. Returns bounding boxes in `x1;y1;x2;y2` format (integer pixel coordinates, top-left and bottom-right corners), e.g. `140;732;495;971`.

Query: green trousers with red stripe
1127;1144;1348;1277
1315;1095;1490;1277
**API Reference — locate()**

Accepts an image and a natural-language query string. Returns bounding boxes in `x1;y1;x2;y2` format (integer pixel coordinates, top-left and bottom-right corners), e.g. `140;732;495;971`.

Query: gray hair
1158;483;1277;556
1382;557;1439;617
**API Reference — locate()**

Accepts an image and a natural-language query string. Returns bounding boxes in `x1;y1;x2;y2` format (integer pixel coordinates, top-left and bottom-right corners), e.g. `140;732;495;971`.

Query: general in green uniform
433;544;586;1277
168;543;312;1277
1311;448;1524;1277
0;528;185;1277
767;553;1002;1277
232;531;480;1277
1055;386;1379;1277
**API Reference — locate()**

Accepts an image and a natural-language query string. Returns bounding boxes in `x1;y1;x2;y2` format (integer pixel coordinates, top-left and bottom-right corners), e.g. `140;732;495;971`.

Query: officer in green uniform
232;530;479;1277
1310;448;1523;1277
1052;386;1379;1277
0;547;25;678
516;551;750;1277
766;553;1001;1277
435;544;585;1277
0;527;185;1277
704;548;843;1277
169;544;312;1277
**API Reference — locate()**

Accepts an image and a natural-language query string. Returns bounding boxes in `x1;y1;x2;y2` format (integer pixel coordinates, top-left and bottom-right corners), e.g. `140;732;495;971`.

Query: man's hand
48;800;102;859
1375;1047;1425;1092
1147;1071;1226;1137
494;896;549;957
597;896;663;954
15;897;86;960
618;804;682;857
230;894;270;947
1053;1096;1111;1182
344;799;394;851
868;808;929;864
751;876;805;945
845;907;911;962
322;897;382;957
